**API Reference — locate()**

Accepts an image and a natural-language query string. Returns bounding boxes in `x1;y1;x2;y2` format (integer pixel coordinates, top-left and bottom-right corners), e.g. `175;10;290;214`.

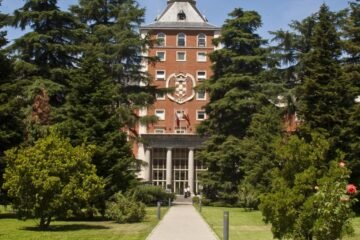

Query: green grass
0;206;167;240
199;206;360;240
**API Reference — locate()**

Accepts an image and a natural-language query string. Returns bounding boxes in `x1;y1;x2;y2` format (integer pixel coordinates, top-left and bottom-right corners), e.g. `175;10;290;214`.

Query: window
196;89;206;100
197;52;207;62
175;127;187;134
197;71;207;81
176;110;185;120
176;51;186;61
154;128;166;134
155;109;165;120
198;33;206;47
177;10;186;20
196;110;206;120
156;93;165;100
157;33;166;47
156;70;166;80
156;51;166;61
177;33;186;47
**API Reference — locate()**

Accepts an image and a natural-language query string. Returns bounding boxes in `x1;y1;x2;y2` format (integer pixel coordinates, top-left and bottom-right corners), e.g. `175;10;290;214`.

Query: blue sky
1;0;351;41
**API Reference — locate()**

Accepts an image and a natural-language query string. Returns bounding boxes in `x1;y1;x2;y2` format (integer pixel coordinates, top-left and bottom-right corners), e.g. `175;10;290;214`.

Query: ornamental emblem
166;73;196;104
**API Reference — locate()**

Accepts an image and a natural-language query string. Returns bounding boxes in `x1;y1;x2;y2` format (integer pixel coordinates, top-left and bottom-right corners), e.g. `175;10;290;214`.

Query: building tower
137;0;220;195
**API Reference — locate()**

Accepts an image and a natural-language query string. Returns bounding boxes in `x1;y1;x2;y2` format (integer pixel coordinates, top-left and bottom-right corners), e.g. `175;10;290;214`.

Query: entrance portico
140;134;206;195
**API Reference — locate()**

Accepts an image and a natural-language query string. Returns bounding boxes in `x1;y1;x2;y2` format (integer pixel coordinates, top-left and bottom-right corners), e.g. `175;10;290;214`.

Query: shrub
201;197;211;206
192;196;200;204
238;183;259;210
130;185;175;206
105;192;145;223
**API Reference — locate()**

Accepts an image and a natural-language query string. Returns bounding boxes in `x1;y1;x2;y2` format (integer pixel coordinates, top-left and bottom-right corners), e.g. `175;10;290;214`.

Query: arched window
177;33;186;47
197;33;206;47
157;33;166;47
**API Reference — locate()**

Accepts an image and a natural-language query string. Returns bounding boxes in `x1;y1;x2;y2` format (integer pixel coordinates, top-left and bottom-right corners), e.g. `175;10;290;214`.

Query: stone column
144;147;151;182
188;148;195;196
166;148;172;190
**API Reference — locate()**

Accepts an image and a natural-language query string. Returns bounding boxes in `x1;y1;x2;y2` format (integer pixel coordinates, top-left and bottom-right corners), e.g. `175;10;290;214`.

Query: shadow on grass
22;224;110;232
0;212;17;219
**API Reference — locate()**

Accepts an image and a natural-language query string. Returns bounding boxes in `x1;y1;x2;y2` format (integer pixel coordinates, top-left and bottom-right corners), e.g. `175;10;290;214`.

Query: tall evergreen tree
298;4;352;153
61;0;159;204
343;1;360;190
0;0;24;204
198;8;267;204
8;0;82;142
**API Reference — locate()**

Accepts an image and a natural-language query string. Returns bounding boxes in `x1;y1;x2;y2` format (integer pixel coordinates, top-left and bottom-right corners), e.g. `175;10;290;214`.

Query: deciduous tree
3;130;104;229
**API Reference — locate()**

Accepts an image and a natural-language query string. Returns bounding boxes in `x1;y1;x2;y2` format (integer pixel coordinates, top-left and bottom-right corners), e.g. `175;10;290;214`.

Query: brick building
136;0;220;195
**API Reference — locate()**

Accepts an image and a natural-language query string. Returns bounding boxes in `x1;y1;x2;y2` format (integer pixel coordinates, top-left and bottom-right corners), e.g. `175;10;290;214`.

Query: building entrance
172;148;188;194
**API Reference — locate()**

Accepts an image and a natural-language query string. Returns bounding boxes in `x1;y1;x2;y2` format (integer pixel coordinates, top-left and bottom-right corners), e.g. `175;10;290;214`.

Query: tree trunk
39;215;52;229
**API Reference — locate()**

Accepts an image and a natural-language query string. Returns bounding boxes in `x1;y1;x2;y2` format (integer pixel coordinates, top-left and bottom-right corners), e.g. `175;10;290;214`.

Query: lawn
199;206;360;240
0;205;167;240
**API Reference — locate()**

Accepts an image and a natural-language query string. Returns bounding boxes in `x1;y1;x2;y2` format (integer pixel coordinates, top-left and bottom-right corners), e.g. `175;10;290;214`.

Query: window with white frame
196;89;206;100
177;33;186;47
154;128;166;134
156;51;166;61
197;71;207;81
174;127;187;134
156;70;166;80
196;110;206;120
197;52;207;62
197;33;206;47
156;93;166;100
156;33;166;47
155;109;165;120
176;51;186;61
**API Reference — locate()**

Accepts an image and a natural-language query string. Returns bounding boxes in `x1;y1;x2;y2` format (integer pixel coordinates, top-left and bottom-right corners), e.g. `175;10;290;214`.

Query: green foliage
199;135;244;204
8;0;82;141
199;8;266;137
298;4;354;154
3;130;104;228
198;8;271;206
129;185;175;206
260;133;356;239
238;183;260;210
192;196;200;204
59;0;161;204
0;1;25;205
105;192;146;223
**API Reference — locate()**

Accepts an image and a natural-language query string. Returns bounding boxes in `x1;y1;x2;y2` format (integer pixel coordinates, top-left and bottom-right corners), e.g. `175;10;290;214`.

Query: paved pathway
146;204;219;240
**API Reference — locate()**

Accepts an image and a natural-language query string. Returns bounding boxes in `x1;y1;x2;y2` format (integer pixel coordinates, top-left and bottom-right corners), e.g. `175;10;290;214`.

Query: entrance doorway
172;148;188;194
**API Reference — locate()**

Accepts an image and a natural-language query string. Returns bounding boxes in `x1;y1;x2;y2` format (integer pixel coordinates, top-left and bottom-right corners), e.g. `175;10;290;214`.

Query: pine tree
8;0;82;142
198;8;267;204
0;0;24;204
61;0;159;204
298;4;352;152
343;0;360;194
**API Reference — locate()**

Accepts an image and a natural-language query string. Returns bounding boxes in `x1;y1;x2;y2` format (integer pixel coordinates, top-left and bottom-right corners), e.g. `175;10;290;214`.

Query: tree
3;130;104;229
260;134;356;239
8;0;82;142
0;0;25;204
198;8;267;204
239;105;283;206
60;0;159;205
298;4;352;152
343;1;360;187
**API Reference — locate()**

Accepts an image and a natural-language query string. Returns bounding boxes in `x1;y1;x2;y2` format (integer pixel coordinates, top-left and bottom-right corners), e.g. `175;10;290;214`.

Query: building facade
136;0;220;195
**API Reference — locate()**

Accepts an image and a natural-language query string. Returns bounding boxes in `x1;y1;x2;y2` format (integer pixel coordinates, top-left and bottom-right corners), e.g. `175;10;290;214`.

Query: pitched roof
141;0;219;31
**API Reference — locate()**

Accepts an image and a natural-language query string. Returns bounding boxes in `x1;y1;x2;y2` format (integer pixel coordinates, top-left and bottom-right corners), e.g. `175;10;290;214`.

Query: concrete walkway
146;204;219;240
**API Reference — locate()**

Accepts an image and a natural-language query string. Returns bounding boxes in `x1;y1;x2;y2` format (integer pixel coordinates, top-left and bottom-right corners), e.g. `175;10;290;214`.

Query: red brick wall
146;29;216;134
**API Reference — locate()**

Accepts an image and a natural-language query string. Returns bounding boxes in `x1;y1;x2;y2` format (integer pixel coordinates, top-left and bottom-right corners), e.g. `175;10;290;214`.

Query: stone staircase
173;194;193;205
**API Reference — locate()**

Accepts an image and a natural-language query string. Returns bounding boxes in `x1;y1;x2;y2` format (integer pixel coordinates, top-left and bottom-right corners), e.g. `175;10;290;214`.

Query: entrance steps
173;194;193;205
